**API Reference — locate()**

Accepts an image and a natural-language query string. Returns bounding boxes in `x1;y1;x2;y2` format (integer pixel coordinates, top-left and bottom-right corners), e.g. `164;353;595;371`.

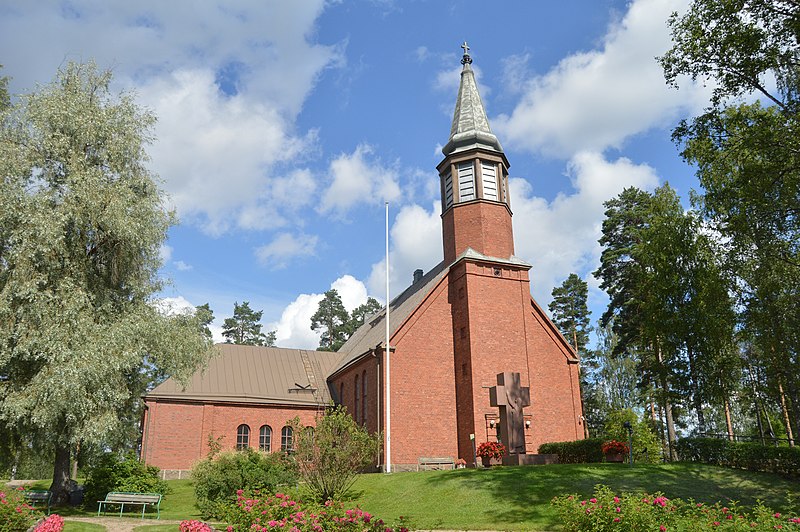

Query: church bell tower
438;43;514;264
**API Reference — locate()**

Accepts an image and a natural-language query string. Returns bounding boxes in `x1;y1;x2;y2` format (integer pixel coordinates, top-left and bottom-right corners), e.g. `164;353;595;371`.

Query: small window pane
354;375;360;424
281;426;293;451
259;425;272;452
361;371;367;424
236;424;250;450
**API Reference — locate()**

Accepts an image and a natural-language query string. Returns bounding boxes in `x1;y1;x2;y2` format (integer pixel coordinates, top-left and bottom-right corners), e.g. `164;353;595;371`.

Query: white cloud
319;144;402;217
0;2;340;235
159;244;173;264
268;275;371;349
139;69;313;235
367;202;443;298
255;232;319;270
153;296;196;316
511;151;660;304
174;260;193;271
494;0;706;157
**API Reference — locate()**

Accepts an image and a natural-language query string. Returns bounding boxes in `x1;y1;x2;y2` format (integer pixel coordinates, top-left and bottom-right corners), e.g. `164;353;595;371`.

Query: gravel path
64;516;183;531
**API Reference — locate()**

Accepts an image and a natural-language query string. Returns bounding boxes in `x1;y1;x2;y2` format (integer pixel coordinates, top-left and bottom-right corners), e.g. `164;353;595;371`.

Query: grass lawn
347;463;800;531
6;463;798;531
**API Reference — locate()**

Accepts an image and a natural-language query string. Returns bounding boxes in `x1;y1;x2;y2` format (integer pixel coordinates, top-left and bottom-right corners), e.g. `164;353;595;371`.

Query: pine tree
222;301;275;346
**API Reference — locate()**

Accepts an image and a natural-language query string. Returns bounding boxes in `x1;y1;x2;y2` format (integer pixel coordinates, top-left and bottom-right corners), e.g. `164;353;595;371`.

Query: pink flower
590;498;597;504
774;513;782;518
614;517;621;523
660;526;666;531
613;496;620;503
615;507;621;513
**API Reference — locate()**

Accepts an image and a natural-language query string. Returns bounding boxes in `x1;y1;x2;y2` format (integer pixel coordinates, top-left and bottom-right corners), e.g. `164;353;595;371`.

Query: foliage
195;304;215;343
347;298;382;337
677;437;800;476
549;273;592;354
0;487;41;531
0;61;213;501
538;439;604;464
476;441;506;460
552;484;800;531
82;453;168;510
310;290;351;351
660;0;800;444
601;440;629;455
191;448;297;519
601;409;662;464
290;405;381;502
221;301;275;346
222;490;410;532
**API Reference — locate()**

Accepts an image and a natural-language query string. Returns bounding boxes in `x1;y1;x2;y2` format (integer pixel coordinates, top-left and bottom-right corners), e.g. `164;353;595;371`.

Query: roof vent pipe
413;269;423;283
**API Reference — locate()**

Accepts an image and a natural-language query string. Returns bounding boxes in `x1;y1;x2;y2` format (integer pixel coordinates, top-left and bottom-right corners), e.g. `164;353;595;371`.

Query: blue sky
0;0;711;348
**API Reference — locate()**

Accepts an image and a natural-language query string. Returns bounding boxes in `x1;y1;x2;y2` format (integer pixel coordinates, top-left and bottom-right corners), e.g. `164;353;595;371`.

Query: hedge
538;438;604;463
676;437;800;476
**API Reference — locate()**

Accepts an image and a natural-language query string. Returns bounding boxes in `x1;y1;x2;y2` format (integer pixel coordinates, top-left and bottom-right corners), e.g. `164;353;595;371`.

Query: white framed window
236;424;250;450
259;425;272;452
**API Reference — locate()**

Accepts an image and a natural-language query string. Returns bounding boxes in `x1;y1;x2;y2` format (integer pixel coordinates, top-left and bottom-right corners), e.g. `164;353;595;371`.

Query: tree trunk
777;379;795;447
656;344;678;461
746;364;766;445
723;393;735;441
10;447;20;481
686;344;705;433
49;443;73;506
71;443;80;480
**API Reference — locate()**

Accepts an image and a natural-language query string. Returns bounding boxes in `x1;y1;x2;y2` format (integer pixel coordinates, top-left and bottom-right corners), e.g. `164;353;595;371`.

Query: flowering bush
33;514;65;532
222;490;411;531
0;487;41;531
455;458;467;467
553;484;800;531
179;520;214;532
476;441;506;460
601;440;629;454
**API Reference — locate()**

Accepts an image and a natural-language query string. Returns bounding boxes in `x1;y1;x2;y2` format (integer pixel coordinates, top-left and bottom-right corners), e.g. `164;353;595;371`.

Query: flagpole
385;201;391;473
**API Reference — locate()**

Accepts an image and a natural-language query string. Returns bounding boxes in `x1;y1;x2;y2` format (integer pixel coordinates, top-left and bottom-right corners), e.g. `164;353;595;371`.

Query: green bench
23;490;52;514
97;492;161;519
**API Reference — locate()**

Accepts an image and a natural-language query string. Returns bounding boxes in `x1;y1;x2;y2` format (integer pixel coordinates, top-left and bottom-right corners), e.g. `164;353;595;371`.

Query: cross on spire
461;41;472;65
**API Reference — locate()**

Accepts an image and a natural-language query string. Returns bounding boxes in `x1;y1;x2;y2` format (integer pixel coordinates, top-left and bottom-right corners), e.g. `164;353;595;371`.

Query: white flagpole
385;201;391;473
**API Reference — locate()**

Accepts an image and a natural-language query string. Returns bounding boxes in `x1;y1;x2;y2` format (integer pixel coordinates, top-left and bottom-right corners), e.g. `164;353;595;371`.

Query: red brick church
141;45;584;476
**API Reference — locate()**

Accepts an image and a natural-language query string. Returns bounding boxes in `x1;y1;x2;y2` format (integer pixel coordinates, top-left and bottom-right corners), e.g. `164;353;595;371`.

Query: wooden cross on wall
489;372;531;455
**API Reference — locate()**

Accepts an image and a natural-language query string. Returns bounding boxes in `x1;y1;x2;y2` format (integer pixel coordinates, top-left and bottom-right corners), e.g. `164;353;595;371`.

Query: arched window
236;424;250;450
339;382;345;405
259;425;272;452
361;370;367;425
281;426;293;451
354;374;360;424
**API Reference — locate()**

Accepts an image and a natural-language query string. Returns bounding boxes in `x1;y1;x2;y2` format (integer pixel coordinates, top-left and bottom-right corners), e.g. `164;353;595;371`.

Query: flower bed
476;441;506;461
553;484;800;531
222;490;411;531
0;486;42;531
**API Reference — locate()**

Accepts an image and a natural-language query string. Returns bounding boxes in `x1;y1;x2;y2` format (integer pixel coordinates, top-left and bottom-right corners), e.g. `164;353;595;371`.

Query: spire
443;42;503;157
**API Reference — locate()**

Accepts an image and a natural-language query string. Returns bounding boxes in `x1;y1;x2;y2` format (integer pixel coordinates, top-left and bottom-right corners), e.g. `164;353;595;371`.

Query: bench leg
120;503;124;517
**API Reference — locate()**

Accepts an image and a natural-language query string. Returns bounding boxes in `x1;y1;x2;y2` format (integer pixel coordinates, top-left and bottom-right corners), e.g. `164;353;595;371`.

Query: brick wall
442;201;514;264
141;400;320;471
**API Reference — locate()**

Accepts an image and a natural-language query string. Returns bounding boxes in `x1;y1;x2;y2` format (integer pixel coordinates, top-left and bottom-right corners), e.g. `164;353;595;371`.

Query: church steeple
438;43;514;264
443;42;504;157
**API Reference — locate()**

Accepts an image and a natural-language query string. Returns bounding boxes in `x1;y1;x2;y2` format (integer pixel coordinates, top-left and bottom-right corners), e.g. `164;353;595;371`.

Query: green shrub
191;448;297;519
0;487;42;531
538;438;604;463
677;437;800;476
601;409;662;463
83;453;168;510
222;490;411;532
291;405;382;502
552;484;800;531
